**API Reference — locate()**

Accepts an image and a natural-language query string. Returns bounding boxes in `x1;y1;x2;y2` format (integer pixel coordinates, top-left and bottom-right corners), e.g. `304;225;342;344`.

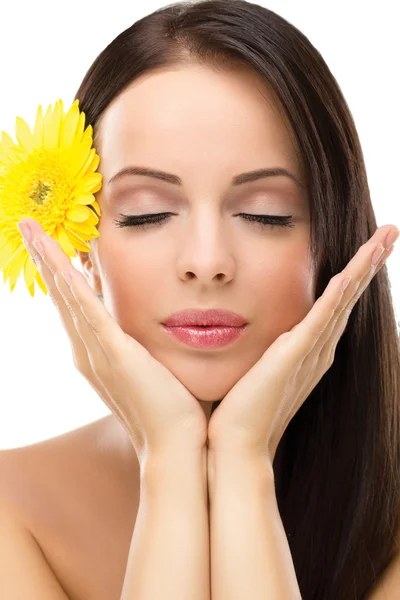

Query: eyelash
113;212;295;230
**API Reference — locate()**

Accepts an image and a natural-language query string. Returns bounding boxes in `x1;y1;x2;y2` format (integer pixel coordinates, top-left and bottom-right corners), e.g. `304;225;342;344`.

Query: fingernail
32;238;45;259
371;243;385;266
384;228;399;250
341;275;352;292
62;270;72;286
17;221;32;243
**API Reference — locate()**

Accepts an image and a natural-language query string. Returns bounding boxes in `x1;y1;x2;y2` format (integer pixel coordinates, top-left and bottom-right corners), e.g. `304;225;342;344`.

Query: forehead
95;65;304;185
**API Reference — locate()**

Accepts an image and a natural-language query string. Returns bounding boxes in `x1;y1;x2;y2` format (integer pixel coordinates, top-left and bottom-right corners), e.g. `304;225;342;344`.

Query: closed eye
113;212;295;230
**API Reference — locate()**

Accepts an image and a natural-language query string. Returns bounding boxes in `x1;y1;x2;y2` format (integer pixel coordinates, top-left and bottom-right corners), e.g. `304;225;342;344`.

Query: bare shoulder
0;415;141;600
0;414;140;519
368;551;400;598
0;489;70;598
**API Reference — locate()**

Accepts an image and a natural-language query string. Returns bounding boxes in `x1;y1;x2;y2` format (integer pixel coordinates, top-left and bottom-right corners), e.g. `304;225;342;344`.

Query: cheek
250;244;314;341
97;238;165;341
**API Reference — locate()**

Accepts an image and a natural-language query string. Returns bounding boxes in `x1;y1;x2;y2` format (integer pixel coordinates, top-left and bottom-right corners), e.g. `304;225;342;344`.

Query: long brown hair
74;1;400;597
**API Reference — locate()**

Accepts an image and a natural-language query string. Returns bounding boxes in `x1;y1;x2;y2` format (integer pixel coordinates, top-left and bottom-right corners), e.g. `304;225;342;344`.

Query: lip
162;308;248;327
162;323;249;349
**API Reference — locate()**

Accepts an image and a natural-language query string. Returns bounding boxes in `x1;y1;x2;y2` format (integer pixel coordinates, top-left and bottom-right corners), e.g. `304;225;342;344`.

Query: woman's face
79;64;314;411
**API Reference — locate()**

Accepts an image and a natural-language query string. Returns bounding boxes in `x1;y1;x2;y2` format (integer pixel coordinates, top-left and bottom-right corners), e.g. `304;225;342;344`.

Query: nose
176;218;236;285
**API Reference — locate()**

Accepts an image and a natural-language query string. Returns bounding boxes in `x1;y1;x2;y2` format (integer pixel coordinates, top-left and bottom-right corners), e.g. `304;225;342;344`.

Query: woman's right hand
18;218;208;466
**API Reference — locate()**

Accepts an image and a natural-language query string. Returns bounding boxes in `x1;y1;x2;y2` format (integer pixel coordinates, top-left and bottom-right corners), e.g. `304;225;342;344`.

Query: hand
207;224;398;468
19;218;208;464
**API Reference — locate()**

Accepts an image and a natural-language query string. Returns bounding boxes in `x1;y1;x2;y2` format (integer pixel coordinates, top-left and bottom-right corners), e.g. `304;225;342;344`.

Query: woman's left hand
207;224;398;469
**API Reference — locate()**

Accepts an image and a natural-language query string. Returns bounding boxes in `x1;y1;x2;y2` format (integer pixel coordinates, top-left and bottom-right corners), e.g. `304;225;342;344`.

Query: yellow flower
0;98;102;297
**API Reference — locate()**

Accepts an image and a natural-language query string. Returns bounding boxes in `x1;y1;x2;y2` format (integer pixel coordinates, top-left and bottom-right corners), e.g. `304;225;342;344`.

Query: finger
21;221;120;409
31;231;125;367
23;218;152;378
25;235;92;354
274;230;396;445
24;226;132;427
316;232;396;365
21;221;107;369
290;225;396;362
54;251;155;445
320;241;396;368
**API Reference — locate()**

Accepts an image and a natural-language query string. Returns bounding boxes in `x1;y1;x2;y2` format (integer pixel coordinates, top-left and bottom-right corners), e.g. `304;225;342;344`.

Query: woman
1;1;399;598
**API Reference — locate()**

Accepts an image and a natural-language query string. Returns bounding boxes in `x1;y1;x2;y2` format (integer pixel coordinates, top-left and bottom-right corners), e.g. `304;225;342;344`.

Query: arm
0;498;69;599
0;451;69;599
120;448;210;600
208;450;302;600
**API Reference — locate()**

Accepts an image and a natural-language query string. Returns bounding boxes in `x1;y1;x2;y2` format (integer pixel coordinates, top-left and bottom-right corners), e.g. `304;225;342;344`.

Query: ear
75;249;102;297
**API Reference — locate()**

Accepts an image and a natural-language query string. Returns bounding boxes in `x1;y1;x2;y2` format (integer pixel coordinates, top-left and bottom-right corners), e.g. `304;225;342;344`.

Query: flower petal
35;268;48;295
76;173;103;194
32;105;44;148
15;117;34;154
85;208;100;225
72;111;86;146
0;131;19;162
60;102;80;149
54;224;77;258
73;192;96;206
91;200;101;217
27;283;35;296
63;224;91;251
69;140;92;178
85;151;100;175
43;102;61;149
82;124;93;144
0;238;15;271
23;251;37;291
67;205;91;222
6;244;26;288
73;147;96;180
66;219;99;239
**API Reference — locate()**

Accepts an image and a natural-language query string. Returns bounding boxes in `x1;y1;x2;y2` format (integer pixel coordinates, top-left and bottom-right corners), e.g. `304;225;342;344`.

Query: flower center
29;181;51;206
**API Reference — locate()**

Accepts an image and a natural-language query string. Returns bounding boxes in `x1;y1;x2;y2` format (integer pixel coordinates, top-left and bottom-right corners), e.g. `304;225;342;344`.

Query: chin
178;376;234;402
144;344;254;401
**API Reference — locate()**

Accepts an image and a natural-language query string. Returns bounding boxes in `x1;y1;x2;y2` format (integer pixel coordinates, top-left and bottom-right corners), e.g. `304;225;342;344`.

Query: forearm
208;451;302;600
120;449;210;600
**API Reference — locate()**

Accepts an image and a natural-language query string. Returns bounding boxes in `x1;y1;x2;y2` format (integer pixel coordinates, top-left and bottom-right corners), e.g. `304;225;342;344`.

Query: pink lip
162;324;249;349
162;308;248;328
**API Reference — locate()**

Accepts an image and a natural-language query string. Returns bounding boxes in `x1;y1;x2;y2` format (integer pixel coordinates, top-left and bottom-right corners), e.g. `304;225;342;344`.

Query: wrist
141;446;208;484
207;447;275;495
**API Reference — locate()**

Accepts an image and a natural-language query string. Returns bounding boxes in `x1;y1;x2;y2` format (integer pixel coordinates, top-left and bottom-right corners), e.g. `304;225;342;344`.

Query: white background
0;0;398;449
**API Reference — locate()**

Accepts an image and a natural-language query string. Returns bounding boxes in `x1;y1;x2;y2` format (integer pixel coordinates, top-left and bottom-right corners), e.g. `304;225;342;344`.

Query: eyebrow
108;165;305;189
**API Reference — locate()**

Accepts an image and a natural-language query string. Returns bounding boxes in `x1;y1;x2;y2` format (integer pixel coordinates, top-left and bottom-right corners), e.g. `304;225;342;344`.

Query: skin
77;63;313;425
16;63;398;598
